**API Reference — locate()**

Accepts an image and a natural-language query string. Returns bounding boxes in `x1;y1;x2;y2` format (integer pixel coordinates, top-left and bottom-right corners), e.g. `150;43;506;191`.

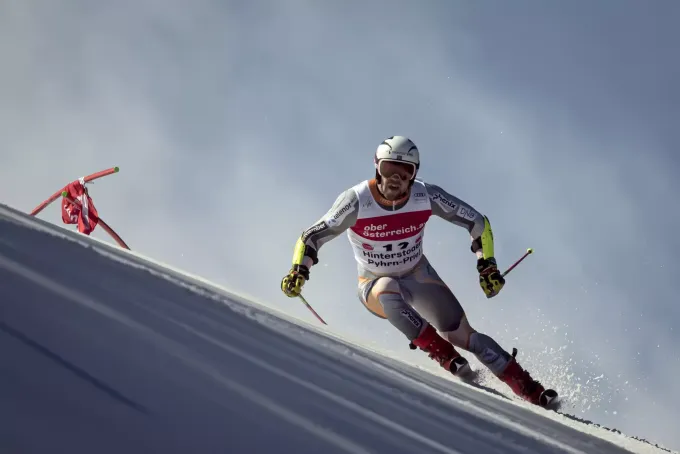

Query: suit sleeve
424;182;496;259
290;188;359;271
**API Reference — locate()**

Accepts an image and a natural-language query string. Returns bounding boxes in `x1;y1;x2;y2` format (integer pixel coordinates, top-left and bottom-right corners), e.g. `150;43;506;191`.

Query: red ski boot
498;348;558;408
409;324;472;379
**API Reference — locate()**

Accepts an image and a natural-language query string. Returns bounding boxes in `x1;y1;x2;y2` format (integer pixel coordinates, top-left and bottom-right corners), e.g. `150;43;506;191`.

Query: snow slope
0;203;675;454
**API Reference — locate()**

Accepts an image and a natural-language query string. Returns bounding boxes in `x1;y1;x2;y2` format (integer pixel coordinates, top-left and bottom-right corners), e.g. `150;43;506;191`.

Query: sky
2;0;680;450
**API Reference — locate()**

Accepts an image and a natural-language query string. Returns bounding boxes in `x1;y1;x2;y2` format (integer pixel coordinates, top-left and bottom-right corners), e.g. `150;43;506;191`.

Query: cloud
2;1;679;449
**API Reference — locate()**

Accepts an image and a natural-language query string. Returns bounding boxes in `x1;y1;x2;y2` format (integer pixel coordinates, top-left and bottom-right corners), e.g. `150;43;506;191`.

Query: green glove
477;257;505;298
281;264;309;298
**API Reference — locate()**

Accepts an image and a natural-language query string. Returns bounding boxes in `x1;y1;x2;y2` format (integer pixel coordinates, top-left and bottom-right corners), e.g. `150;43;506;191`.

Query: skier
280;135;558;408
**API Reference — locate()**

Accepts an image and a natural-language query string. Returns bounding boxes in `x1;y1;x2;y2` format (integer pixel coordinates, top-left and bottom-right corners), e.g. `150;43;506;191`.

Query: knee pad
467;332;512;375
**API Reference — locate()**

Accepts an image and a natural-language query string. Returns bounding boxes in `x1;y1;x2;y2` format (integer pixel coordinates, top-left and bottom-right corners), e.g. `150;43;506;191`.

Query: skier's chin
382;182;407;200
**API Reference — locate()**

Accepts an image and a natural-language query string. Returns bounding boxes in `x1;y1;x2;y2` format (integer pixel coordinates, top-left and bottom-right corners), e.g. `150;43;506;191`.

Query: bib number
382;241;409;252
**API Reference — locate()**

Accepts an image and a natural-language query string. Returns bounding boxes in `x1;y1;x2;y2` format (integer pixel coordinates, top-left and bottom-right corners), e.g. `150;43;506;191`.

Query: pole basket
29;166;130;250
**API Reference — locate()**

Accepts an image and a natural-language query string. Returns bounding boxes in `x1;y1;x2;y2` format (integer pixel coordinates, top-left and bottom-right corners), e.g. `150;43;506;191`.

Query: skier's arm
290;188;359;273
424;182;495;260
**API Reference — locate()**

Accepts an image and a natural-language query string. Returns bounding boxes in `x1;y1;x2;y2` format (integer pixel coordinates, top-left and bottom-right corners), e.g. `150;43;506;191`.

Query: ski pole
502;247;533;277
298;294;327;325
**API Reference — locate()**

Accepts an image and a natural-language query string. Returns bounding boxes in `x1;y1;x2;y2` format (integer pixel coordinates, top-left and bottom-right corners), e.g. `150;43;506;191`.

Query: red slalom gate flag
61;178;99;235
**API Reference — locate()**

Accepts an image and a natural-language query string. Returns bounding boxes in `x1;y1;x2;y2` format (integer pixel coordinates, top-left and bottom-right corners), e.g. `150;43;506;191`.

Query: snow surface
0;203;676;454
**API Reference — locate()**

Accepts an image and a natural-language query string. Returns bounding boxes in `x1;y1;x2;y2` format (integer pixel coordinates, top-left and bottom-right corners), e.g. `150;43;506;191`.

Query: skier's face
377;160;413;199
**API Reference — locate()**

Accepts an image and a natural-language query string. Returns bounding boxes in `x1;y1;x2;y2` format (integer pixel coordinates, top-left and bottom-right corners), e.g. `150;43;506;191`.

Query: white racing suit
291;178;514;377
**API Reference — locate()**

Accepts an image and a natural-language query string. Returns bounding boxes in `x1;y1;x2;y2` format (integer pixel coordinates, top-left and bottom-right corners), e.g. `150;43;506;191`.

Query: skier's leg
358;272;468;376
402;256;554;406
399;257;508;371
358;274;426;339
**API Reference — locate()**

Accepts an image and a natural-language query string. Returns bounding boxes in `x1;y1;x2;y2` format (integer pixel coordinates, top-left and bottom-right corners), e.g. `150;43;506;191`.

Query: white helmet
374;135;420;181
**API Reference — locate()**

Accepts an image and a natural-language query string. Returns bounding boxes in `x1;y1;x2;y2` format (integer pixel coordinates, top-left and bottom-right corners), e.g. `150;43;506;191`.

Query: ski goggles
377;159;417;180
